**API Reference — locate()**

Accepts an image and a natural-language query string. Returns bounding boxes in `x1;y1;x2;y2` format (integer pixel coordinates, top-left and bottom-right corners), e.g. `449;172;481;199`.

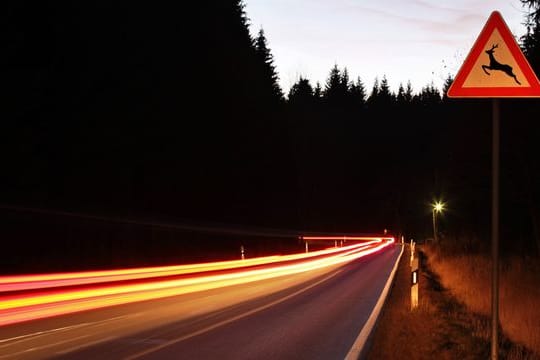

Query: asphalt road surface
0;245;401;360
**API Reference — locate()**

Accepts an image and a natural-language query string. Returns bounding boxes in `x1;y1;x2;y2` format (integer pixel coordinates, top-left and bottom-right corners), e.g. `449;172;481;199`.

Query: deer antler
491;44;499;50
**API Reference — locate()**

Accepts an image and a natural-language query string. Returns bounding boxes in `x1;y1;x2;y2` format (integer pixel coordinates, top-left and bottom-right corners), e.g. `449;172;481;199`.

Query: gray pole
491;98;500;360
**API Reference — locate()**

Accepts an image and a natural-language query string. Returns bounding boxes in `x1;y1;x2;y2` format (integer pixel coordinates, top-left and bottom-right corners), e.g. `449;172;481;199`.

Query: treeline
2;1;540;271
286;62;540;255
3;1;294;226
2;1;300;270
285;66;489;237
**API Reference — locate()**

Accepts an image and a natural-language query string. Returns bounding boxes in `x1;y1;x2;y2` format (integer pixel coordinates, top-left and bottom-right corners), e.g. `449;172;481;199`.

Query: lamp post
432;201;445;243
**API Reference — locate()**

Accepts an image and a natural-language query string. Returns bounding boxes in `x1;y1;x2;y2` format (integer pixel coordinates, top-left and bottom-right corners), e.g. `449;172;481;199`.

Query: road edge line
344;244;404;360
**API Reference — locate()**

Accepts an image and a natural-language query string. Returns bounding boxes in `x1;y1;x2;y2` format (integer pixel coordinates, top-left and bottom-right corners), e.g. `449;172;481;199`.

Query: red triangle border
448;11;540;98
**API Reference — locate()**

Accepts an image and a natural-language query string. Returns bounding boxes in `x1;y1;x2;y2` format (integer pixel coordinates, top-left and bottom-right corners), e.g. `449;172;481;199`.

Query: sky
244;0;531;95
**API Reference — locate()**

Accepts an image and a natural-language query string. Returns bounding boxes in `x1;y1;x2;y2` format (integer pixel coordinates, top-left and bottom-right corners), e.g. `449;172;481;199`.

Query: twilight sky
244;0;530;95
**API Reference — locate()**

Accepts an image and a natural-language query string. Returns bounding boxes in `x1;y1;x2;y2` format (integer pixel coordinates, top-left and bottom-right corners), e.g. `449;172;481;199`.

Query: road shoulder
366;246;539;359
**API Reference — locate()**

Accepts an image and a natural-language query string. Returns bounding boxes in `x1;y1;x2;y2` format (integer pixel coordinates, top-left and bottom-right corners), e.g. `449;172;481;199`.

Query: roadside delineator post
410;240;419;310
411;257;419;310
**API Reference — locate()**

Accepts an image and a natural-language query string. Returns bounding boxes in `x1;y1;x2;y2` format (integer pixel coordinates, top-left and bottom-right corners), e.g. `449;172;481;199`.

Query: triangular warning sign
448;11;540;98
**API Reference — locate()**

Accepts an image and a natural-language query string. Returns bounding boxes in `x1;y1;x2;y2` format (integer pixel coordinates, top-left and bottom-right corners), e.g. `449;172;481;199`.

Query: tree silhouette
379;75;395;105
416;82;441;106
314;82;323;100
522;0;540;26
367;75;394;109
341;68;352;90
349;77;367;109
521;2;540;75
288;77;315;107
254;28;284;103
324;64;349;107
404;81;414;103
367;77;380;108
396;83;406;105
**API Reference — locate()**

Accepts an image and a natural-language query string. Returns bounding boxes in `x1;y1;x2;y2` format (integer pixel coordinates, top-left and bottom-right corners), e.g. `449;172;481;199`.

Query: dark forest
3;1;540;272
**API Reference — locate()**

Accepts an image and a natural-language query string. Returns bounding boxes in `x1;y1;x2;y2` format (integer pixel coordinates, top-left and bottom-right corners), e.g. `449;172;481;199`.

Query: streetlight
432;201;445;243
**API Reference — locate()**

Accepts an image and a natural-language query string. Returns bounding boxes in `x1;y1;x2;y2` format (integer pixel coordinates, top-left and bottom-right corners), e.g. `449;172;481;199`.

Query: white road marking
345;245;404;360
0;334;92;359
124;269;344;360
0;313;141;358
54;335;116;356
0;323;91;346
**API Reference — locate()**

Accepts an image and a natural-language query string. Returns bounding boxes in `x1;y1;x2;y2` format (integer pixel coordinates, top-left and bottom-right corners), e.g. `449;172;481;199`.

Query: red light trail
0;237;394;326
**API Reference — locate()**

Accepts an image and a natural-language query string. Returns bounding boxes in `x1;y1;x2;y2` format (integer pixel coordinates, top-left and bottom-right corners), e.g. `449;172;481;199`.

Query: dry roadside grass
366;245;539;360
425;245;540;357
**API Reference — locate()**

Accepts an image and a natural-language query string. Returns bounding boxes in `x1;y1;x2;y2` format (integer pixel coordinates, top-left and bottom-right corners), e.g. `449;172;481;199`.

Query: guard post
411;257;419;310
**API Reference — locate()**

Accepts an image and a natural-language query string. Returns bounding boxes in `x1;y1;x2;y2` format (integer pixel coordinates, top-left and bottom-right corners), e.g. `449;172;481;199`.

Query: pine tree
442;74;454;100
521;2;540;74
288;77;314;106
404;81;414;103
314;82;323;100
367;76;394;109
379;75;394;104
324;64;348;107
324;65;342;95
396;83;406;105
417;82;441;106
254;28;284;102
367;77;380;108
349;77;366;109
341;68;351;94
521;0;540;24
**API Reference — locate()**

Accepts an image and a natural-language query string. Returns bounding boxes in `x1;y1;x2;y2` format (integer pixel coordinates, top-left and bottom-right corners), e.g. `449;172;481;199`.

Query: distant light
433;201;445;213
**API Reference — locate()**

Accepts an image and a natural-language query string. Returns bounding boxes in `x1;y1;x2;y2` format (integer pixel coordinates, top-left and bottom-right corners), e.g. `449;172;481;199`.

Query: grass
366;243;540;359
367;245;448;360
425;244;540;357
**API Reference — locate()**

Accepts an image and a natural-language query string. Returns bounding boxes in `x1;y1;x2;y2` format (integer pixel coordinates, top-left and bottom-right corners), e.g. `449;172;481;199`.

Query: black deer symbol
481;44;521;85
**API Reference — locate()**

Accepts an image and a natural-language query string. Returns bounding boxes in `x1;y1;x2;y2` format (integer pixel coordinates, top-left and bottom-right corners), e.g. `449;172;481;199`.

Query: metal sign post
491;99;500;359
447;11;540;359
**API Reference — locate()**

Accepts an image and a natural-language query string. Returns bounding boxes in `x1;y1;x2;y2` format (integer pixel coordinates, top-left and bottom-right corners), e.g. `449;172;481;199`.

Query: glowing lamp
433;201;444;213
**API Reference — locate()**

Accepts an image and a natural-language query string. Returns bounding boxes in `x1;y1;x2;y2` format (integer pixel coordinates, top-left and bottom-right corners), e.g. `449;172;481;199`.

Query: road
0;244;401;360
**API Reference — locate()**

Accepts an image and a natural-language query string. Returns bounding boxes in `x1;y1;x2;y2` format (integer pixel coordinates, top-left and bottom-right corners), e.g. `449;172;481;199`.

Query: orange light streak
0;241;378;292
0;240;393;326
301;236;395;242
